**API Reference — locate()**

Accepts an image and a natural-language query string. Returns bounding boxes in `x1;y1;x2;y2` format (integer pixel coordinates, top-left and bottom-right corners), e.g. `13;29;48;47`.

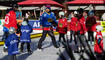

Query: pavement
0;31;105;60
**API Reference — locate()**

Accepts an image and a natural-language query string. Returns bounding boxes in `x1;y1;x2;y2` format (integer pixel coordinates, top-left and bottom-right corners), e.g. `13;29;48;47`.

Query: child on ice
20;21;32;53
57;11;67;45
5;27;19;60
94;25;104;60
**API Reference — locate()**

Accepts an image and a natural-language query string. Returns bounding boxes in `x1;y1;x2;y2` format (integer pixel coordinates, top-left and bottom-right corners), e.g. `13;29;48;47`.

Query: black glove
56;27;59;31
51;21;58;27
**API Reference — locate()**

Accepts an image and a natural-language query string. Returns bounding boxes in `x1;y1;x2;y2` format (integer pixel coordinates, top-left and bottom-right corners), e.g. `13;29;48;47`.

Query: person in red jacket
3;4;18;41
74;14;82;53
57;11;67;44
69;11;78;43
4;4;18;29
72;9;87;53
69;11;82;52
94;25;103;60
3;3;19;53
79;11;87;35
86;11;97;45
78;11;87;52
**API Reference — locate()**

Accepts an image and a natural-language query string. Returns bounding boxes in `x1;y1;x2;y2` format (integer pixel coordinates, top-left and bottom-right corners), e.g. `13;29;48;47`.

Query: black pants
88;31;94;41
73;31;81;48
2;32;9;41
20;42;31;52
80;34;87;47
59;33;66;42
70;31;78;45
96;53;103;60
74;32;79;46
70;31;75;42
8;55;17;60
38;30;58;49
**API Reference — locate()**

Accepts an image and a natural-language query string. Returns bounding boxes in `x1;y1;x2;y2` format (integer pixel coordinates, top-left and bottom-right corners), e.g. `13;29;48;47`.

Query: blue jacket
40;12;57;27
20;25;32;43
5;33;19;55
3;26;9;32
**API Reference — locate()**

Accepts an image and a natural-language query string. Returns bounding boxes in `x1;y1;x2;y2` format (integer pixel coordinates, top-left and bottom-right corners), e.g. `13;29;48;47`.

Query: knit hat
45;4;51;10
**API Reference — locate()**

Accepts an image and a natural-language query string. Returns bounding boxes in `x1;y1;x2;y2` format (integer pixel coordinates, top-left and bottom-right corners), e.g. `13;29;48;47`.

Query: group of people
39;5;104;58
38;5;104;58
2;4;33;60
1;3;104;60
69;9;97;52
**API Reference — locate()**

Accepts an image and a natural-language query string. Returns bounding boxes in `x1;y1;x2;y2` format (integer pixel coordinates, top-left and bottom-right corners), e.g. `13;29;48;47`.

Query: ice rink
0;34;105;60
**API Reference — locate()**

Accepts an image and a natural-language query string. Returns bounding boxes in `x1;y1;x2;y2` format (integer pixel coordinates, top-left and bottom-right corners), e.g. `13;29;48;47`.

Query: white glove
4;44;8;49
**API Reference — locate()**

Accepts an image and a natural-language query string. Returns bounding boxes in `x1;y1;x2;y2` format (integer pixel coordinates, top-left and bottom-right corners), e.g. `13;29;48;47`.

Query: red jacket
86;16;96;31
75;21;81;32
94;31;103;54
70;17;77;31
58;18;67;34
79;17;87;34
4;10;17;29
70;17;87;34
70;17;81;32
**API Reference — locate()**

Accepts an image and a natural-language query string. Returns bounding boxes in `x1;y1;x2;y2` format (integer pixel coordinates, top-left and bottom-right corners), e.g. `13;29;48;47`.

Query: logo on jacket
59;23;63;27
21;30;30;33
5;16;9;24
48;18;53;22
76;22;78;26
10;40;18;45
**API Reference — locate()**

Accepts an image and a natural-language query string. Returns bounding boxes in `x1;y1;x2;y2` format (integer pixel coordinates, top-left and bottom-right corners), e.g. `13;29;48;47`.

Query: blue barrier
28;20;40;29
28;20;58;29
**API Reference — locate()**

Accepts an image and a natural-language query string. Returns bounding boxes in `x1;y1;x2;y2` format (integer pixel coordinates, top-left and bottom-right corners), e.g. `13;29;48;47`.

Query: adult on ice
37;5;59;51
4;3;18;30
3;3;19;53
86;11;97;45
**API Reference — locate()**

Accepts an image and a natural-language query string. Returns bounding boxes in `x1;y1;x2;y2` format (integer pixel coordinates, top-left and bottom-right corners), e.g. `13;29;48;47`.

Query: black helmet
77;8;84;14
